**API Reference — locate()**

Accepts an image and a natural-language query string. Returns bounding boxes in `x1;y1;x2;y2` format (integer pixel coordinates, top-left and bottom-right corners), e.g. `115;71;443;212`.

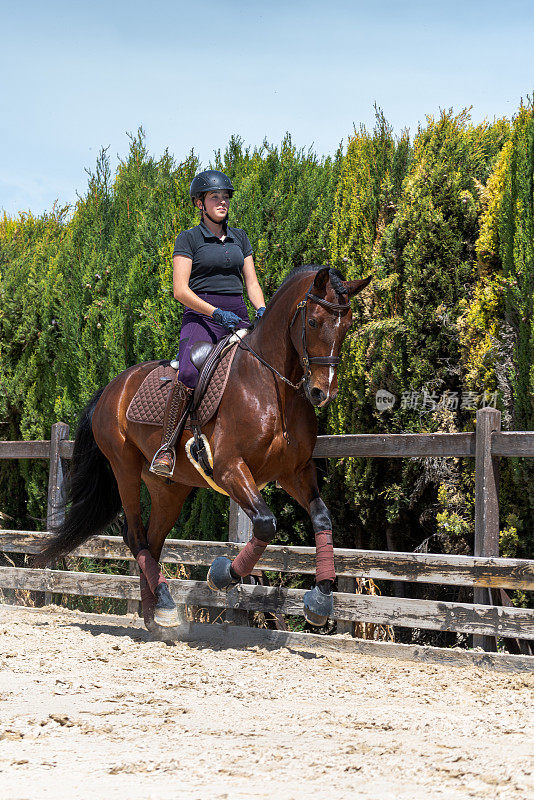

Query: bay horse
35;266;371;630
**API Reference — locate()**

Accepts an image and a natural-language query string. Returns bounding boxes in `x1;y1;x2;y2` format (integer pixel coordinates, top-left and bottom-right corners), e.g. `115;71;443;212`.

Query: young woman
150;169;266;477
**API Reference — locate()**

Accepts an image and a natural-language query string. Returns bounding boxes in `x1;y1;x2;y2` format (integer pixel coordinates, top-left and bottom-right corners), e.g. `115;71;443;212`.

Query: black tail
33;389;122;567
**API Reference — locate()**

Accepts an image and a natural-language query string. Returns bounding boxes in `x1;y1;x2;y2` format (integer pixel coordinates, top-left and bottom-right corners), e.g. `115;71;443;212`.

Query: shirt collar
198;219;234;242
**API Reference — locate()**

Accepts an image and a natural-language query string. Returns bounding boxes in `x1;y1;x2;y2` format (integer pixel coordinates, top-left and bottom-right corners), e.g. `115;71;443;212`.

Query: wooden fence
1;407;533;672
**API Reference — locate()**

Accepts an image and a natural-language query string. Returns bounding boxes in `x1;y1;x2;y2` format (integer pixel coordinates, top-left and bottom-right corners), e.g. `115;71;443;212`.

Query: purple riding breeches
177;293;251;389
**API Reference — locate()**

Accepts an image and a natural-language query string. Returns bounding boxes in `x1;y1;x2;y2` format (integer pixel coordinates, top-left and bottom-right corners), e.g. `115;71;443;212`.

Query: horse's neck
246;285;304;389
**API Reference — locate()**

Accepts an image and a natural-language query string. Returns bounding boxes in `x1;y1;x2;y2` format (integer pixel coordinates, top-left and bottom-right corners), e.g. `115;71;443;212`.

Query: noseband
238;276;350;391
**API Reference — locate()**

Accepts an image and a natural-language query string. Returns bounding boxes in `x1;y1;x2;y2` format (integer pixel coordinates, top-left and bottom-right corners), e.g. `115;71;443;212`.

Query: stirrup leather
149;378;193;478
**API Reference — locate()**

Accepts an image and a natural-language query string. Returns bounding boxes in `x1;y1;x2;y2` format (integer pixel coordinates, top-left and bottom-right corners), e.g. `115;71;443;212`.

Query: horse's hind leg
142;470;192;628
96;436;169;627
99;443;158;625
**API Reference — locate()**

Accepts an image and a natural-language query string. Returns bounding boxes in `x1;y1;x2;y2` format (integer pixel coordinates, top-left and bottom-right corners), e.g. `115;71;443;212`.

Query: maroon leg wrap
315;530;336;582
231;536;268;577
136;548;167;595
139;573;156;625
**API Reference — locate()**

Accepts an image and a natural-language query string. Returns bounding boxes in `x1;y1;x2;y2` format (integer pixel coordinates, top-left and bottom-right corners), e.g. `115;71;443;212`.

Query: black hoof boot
154;583;180;627
303;585;334;627
207;556;239;592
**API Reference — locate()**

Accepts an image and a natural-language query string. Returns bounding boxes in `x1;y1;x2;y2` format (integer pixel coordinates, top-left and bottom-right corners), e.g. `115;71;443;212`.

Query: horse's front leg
278;460;335;627
207;457;277;591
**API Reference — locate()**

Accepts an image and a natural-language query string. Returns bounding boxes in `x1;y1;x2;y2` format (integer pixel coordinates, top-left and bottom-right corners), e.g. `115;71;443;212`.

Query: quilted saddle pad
126;344;238;429
126;363;175;426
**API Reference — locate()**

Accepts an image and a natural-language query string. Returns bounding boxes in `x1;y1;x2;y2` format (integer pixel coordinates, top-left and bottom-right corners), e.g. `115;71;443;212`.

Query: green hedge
1;105;533;575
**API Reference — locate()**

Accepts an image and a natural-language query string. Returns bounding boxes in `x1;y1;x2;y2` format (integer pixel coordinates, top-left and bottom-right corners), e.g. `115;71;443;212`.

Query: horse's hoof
207;556;239;592
303;585;334;627
154;583;180;627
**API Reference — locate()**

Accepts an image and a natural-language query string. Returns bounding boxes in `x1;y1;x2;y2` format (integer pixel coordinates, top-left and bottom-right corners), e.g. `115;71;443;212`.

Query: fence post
337;578;356;635
45;422;69;606
473;407;501;651
227;499;252;626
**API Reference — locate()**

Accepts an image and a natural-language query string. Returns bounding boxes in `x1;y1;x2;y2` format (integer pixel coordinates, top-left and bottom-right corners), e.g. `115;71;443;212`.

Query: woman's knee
178;360;199;389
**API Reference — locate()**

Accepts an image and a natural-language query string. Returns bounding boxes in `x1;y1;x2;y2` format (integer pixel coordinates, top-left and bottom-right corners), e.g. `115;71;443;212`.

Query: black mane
280;264;347;299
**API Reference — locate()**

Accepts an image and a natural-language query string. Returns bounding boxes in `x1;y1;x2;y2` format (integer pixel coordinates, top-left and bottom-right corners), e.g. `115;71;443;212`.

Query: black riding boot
149;378;193;477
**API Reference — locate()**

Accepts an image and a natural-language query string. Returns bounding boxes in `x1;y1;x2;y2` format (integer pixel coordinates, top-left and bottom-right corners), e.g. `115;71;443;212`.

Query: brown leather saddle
190;334;238;418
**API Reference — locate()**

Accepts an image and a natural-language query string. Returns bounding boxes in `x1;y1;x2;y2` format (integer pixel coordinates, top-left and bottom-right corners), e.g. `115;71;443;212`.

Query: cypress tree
326;109;509;559
460;99;534;562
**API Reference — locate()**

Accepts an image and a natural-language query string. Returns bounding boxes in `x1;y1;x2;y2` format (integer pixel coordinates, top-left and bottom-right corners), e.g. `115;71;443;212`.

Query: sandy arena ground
0;604;532;800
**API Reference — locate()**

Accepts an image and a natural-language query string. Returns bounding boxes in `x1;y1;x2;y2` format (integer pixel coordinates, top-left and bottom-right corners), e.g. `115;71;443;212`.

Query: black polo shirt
173;220;253;295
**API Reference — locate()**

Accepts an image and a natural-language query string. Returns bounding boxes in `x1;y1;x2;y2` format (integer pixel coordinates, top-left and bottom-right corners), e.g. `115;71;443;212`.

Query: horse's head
290;267;372;407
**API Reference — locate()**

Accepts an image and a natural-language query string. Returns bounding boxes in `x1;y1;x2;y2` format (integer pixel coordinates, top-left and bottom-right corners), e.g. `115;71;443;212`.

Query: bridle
238;276;351;391
290;277;351;377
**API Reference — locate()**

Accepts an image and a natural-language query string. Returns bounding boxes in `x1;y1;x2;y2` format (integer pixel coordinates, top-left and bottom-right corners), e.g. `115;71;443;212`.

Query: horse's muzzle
306;384;338;407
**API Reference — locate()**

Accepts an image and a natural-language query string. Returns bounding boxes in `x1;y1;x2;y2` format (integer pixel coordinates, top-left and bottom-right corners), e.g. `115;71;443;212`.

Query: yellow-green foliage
457;275;506;393
330;129;378;274
324;109;509;553
459;137;513;398
476;140;513;271
451;99;534;572
459;100;534;564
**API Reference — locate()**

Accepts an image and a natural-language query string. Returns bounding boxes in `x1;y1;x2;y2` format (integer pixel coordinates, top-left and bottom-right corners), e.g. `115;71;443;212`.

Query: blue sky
1;0;532;217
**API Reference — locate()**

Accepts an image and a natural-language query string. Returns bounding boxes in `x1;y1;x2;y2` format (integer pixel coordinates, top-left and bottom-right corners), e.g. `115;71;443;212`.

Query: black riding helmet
190;170;234;227
189;170;234;206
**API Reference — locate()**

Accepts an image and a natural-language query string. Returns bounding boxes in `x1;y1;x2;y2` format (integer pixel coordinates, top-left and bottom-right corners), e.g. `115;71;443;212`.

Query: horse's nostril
310;387;326;405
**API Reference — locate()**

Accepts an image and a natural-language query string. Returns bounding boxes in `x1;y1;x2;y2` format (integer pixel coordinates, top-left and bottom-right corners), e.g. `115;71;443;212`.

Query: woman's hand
212;308;242;331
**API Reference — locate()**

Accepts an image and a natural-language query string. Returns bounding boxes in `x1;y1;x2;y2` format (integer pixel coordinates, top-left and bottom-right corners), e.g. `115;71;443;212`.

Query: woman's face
198;190;230;223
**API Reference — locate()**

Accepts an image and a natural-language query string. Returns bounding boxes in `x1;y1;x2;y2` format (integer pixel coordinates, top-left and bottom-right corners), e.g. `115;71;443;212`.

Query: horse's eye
308;318;318;328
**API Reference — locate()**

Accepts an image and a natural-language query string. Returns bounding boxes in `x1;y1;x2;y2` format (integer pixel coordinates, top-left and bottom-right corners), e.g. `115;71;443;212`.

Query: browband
305;291;350;313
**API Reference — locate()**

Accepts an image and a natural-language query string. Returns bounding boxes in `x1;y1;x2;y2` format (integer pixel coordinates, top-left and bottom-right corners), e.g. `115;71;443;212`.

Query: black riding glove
212;308;242;331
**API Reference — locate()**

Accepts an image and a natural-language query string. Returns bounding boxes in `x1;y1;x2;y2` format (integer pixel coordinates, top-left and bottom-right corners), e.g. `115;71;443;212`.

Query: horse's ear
313;267;330;292
343;275;373;297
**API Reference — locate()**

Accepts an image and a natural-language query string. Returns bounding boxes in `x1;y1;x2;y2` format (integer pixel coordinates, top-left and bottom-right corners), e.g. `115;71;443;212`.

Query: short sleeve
173;230;194;259
240;230;253;258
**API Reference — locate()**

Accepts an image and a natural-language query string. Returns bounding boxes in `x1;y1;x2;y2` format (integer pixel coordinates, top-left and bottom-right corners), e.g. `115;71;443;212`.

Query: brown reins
238;276;351;390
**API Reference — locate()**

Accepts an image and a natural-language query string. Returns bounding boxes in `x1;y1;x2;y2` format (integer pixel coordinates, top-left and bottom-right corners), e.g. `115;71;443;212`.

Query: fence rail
2;566;532;641
1;408;534;670
2;430;534;461
1;531;533;590
1;533;533;639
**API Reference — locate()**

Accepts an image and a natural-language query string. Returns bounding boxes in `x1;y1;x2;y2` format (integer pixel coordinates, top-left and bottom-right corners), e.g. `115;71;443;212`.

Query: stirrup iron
149;444;176;477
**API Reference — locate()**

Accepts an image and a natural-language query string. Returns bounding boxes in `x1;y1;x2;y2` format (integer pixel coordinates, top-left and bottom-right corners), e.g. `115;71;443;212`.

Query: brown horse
35;266;371;629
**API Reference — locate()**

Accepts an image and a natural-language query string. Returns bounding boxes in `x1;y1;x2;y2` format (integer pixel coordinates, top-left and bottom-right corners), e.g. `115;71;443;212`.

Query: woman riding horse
34;218;371;630
150;169;266;477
